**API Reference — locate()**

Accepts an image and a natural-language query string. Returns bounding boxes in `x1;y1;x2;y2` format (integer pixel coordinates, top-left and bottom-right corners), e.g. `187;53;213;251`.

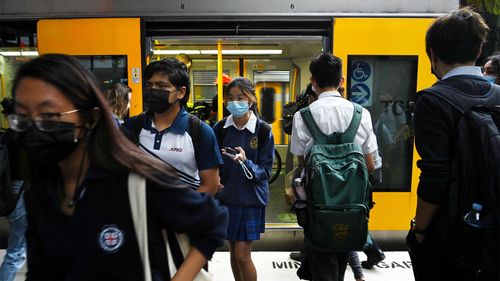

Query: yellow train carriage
6;0;498;247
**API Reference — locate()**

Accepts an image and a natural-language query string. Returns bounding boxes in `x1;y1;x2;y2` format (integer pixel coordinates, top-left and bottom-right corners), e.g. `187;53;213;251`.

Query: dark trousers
304;243;348;281
406;230;499;281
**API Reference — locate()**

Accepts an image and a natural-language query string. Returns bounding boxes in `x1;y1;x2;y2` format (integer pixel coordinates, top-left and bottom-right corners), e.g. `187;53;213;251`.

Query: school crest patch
250;136;258;149
98;225;125;253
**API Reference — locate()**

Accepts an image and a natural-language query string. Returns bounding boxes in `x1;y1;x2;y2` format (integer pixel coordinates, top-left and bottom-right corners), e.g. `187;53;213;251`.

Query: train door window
253;70;290;144
76;55;128;90
346;55;418;192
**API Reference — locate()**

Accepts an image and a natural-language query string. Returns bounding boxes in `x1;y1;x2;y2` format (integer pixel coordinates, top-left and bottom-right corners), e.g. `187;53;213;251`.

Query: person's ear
339;77;345;88
429;49;438;68
475;44;483;61
177;86;186;101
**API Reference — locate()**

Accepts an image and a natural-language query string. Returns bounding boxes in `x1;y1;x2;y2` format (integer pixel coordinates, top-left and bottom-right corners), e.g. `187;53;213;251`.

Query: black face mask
13;122;84;164
143;88;172;113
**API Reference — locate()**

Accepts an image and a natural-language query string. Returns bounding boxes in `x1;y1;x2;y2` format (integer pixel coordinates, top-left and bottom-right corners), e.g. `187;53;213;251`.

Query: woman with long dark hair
8;54;228;280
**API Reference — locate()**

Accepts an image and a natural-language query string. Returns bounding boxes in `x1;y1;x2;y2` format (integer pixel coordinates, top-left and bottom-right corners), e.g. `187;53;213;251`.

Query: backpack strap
340;103;363;143
300;107;328;144
300;104;362;144
187;114;203;164
421;82;500;115
214;118;228;149
121;112;146;145
257;119;272;148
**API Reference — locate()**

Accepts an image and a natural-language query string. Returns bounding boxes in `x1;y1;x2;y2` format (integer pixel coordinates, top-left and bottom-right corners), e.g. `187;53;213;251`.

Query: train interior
147;36;326;249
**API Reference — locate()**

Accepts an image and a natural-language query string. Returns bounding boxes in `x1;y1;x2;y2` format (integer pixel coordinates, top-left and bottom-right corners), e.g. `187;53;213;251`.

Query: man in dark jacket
408;8;500;281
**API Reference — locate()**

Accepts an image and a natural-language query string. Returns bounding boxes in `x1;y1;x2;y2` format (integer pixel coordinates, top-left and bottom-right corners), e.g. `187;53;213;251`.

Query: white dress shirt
290;90;378;157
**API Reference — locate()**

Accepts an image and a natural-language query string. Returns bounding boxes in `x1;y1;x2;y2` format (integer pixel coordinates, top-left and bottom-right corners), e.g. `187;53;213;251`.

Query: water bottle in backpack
463;203;495;229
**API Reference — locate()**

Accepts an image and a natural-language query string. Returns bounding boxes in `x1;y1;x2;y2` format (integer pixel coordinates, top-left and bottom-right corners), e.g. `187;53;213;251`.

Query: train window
347;55;418;192
75;55;128;90
193;69;230;102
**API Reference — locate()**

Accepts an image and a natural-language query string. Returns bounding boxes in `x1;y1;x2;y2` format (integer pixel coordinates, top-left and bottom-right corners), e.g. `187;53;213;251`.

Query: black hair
425;7;490;65
12;54;180;185
309;53;342;89
143;58;191;106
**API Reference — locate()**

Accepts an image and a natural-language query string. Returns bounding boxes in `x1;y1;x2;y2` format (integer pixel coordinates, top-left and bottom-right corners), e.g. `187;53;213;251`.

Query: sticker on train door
132;68;140;84
350;60;373;106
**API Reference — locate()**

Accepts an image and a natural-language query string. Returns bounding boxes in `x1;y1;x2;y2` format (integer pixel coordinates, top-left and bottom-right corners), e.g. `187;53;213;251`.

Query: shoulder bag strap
214;118;227;149
128;173;152;281
188;114;203;164
299;107;328;144
340;103;363;143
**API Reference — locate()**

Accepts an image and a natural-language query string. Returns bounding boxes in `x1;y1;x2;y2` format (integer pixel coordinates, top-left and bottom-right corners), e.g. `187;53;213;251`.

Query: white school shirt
290;90;378;157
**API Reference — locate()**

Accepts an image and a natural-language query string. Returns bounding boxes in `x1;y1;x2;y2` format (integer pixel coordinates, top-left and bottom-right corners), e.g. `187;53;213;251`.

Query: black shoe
361;250;385;269
290;251;305;261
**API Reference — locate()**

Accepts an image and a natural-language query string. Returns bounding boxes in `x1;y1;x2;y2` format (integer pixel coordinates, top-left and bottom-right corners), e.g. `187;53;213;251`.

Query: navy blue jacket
213;118;274;207
25;166;228;281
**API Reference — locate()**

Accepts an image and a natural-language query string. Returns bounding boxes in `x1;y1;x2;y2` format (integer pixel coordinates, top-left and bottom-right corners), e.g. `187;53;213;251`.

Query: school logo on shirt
169;147;183;152
98;225;125;253
250;136;258;150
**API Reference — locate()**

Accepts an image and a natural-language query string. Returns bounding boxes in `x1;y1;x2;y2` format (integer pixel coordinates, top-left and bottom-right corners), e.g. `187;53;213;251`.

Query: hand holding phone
222;147;253;179
222;147;239;158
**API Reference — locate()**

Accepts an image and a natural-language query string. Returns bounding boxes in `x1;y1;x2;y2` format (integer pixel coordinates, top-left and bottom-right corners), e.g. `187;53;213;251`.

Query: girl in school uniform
213;77;274;281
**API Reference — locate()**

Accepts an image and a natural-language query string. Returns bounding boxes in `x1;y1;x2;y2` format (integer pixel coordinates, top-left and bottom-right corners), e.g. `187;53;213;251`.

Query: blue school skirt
226;206;265;241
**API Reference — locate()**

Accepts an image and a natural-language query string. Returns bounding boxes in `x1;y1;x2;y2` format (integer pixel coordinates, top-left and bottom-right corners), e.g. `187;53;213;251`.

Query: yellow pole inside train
217;41;223;121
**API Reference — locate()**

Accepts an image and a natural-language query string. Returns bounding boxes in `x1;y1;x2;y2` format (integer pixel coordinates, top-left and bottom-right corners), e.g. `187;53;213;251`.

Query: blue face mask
484;75;496;84
227;101;250;117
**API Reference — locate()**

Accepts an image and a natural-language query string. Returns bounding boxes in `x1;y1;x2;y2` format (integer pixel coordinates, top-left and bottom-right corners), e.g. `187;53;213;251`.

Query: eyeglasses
7;109;81;132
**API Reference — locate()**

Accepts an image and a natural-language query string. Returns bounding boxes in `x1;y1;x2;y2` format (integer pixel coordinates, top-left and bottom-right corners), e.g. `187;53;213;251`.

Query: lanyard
238;159;253;180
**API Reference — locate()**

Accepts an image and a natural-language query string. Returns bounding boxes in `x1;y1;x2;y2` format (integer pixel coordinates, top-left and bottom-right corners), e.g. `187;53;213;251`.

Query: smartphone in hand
223;147;238;158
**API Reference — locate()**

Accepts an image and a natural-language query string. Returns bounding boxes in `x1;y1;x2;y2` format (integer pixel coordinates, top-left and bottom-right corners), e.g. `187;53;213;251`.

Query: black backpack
423;83;500;277
281;89;314;135
121;112;203;163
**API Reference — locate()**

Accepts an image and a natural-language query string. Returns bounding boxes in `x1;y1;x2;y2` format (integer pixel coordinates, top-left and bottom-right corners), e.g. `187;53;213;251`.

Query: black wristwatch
411;218;427;235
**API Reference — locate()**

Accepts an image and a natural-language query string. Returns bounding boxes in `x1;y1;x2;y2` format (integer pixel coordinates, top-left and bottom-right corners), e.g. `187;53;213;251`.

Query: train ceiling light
153;49;282;55
153;50;201;55
201;50;282;55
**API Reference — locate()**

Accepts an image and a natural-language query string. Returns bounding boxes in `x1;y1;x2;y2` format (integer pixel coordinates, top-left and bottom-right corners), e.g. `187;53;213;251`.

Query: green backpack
300;103;371;252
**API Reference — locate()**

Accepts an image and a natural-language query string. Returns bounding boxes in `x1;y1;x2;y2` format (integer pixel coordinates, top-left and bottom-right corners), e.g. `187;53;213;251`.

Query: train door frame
334;17;437;231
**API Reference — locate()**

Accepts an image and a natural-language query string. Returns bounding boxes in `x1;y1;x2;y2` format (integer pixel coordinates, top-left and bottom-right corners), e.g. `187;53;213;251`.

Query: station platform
8;251;414;280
